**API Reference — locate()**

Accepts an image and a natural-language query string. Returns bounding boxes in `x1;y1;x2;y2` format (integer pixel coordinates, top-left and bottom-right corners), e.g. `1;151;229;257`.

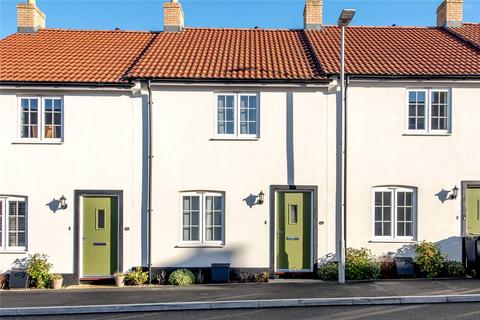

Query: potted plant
51;274;63;289
114;271;125;287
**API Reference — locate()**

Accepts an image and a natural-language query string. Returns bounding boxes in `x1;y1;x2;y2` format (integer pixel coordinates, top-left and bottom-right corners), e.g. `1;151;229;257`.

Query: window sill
175;244;225;248
369;239;417;244
210;137;259;141
403;132;451;137
12;140;63;145
0;250;27;254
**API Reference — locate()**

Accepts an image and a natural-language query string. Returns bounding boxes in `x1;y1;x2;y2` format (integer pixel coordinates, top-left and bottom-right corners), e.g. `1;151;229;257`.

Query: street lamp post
338;8;356;285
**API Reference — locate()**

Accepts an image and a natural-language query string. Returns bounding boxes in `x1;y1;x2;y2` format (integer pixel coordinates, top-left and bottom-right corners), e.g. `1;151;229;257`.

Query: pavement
1;279;480;317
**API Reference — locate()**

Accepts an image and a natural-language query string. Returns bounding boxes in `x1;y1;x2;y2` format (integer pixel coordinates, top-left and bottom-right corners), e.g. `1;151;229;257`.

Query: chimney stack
304;0;322;30
17;0;46;33
436;0;463;27
164;0;184;32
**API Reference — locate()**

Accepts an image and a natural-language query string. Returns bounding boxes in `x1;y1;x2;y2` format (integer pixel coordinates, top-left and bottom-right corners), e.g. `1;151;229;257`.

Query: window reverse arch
372;186;417;241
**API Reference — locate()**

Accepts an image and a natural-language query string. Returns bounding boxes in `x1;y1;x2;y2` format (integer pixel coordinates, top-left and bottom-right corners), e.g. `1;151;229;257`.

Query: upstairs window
216;93;259;138
0;196;27;251
407;89;450;134
19;97;63;141
372;187;416;241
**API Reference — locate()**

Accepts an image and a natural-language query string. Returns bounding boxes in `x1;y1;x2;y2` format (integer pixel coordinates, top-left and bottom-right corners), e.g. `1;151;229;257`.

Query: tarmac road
3;303;480;320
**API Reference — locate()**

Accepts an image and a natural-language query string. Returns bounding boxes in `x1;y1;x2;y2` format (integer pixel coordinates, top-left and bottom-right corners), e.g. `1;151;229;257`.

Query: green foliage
414;241;447;278
254;272;269;283
168;268;195;286
346;248;381;280
317;262;338;281
443;260;466;278
114;271;125;277
51;273;63;280
26;253;52;289
125;267;148;285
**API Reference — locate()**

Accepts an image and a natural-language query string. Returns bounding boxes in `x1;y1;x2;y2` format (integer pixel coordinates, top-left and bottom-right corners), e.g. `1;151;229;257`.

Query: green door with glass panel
466;188;480;235
276;192;312;271
82;196;118;276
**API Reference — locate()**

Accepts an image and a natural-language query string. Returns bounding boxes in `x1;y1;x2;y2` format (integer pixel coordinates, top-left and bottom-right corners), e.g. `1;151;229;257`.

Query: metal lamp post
338;8;356;284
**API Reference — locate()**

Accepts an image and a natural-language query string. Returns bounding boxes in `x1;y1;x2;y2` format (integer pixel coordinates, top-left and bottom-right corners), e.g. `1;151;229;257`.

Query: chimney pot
436;0;463;27
304;0;322;30
164;0;184;32
17;0;46;33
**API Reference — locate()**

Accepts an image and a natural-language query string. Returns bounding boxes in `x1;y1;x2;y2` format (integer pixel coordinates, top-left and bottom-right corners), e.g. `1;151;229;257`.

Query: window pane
54;99;62;110
375;207;382;220
30;99;38;109
191;197;199;210
417;118;425;129
45;99;52;109
183;213;190;225
240;96;248;108
226;96;234;108
214;227;221;240
289;204;298;224
191;211;199;225
383;192;391;206
405;223;413;236
206;227;213;241
249;122;256;134
384;207;391;221
397;223;405;236
206;212;213;225
191;227;199;241
384;222;391;236
183;228;190;241
374;222;382;236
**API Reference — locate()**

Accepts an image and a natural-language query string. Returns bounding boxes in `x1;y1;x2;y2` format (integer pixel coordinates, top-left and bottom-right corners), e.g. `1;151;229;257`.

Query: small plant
0;274;8;290
317;262;338;281
114;271;125;277
346;248;381;280
254;271;269;283
156;270;167;285
414;241;447;278
51;273;63;280
125;267;148;286
443;260;466;278
26;254;52;289
168;269;195;286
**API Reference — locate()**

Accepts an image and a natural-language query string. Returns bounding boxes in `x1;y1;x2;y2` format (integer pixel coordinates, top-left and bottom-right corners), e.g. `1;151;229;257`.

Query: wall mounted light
257;191;265;205
448;186;459;200
59;195;68;210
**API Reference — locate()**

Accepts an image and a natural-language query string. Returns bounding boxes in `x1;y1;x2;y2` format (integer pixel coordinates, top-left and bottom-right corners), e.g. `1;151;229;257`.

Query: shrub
346;248;381;280
168;269;195;286
254;272;269;283
26;254;52;289
317;262;338;281
442;261;466;278
125;267;148;285
414;241;446;278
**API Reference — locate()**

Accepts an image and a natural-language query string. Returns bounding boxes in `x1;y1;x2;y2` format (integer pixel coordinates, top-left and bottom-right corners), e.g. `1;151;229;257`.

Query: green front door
466;188;480;235
82;196;118;276
276;192;312;271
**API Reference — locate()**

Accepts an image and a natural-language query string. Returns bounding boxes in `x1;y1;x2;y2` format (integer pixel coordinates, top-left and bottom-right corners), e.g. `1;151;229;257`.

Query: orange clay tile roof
1;26;479;84
448;23;480;48
128;28;324;81
0;29;155;84
305;26;480;76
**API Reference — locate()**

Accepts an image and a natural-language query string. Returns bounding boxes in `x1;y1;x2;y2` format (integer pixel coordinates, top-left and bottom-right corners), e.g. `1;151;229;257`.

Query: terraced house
0;0;479;284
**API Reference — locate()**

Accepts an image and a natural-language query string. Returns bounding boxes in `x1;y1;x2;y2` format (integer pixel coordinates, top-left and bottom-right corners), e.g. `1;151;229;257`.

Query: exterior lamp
257;191;265;205
338;8;356;286
59;195;68;210
448;186;459;200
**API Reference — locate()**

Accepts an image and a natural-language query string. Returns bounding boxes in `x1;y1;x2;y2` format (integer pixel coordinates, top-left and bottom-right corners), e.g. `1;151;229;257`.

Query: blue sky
1;0;479;38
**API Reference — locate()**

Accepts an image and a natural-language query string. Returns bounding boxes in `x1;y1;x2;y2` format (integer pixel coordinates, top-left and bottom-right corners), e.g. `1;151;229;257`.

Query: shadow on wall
395;236;462;261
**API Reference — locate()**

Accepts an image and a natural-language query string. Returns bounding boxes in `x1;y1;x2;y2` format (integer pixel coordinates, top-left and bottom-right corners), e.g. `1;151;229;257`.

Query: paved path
1;279;480;317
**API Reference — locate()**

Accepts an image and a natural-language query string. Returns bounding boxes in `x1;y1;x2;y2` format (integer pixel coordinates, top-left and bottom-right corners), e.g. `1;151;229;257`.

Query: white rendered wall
149;86;338;268
0;89;143;274
345;82;480;261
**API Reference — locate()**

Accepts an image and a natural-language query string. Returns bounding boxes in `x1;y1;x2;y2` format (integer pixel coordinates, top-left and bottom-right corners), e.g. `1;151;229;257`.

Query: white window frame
17;96;64;143
179;191;225;246
214;93;259;139
371;187;417;242
405;89;451;135
0;195;28;252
